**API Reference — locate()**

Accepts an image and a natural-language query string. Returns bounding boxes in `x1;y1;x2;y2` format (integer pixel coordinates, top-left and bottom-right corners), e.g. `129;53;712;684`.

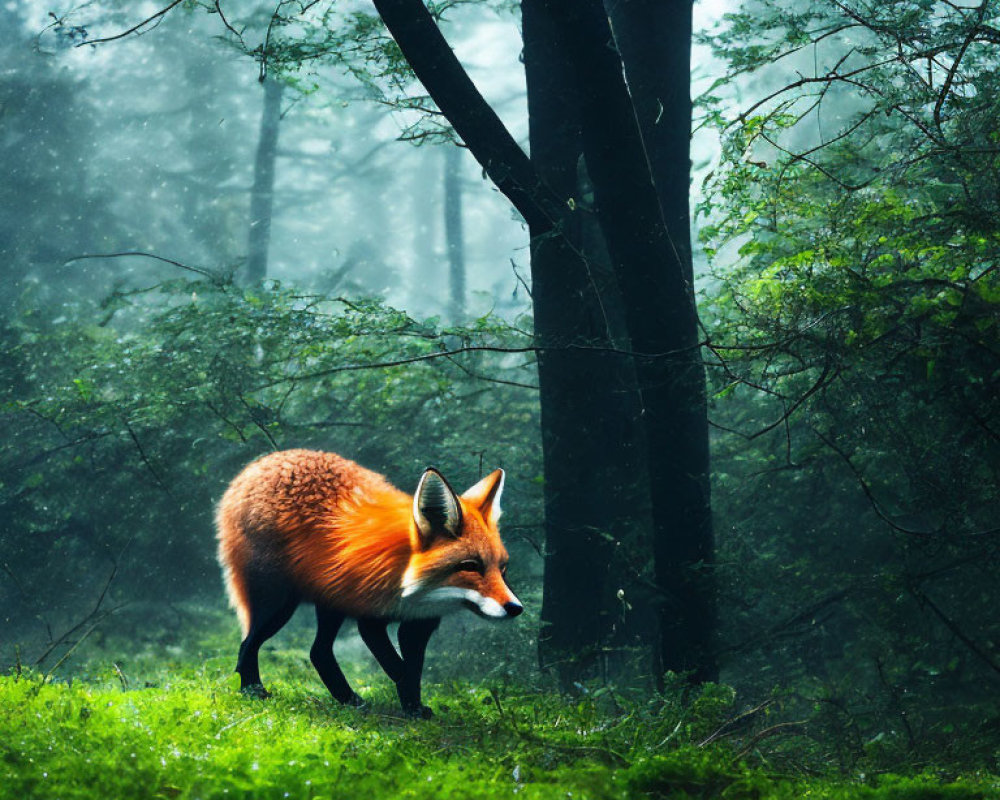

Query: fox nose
504;601;523;618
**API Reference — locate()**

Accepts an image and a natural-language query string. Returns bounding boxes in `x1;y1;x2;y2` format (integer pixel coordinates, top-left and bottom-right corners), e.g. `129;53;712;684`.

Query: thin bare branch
736;721;809;759
811;428;936;538
76;0;187;47
64;252;224;283
698;699;776;747
124;420;170;492
910;584;1000;678
932;0;989;129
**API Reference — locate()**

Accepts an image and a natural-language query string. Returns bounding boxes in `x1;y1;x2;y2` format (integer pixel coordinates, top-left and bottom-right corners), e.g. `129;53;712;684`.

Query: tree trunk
408;148;439;305
605;0;694;286
524;0;656;686
548;0;716;682
245;77;283;284
444;146;466;320
373;0;713;682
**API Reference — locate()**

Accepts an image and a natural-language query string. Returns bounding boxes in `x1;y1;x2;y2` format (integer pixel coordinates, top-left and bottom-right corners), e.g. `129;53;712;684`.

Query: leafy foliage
204;0;501;143
698;0;1000;766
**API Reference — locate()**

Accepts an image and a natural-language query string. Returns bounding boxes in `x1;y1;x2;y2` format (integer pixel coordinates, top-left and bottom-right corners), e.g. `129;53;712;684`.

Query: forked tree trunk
372;0;715;683
553;0;716;681
524;0;654;686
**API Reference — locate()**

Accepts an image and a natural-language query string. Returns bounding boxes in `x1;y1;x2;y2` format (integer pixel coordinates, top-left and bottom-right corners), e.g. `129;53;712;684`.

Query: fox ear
462;468;505;524
413;467;463;545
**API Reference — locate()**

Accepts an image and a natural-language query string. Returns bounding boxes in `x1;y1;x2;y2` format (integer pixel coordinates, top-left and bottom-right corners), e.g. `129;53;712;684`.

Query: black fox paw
336;691;366;708
403;704;434;720
240;684;271;700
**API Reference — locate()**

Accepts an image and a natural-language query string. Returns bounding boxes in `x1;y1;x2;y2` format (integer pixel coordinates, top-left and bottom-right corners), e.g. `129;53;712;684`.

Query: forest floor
2;626;997;800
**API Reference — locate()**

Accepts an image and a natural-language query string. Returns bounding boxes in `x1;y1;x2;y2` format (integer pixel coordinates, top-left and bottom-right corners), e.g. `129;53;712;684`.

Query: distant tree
0;8;108;315
246;76;284;283
443;145;466;320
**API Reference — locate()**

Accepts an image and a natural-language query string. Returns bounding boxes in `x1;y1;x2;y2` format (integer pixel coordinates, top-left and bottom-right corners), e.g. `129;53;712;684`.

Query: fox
215;449;522;717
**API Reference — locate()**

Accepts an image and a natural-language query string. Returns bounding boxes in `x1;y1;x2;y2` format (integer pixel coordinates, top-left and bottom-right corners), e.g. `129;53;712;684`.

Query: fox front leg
396;617;441;718
357;618;405;683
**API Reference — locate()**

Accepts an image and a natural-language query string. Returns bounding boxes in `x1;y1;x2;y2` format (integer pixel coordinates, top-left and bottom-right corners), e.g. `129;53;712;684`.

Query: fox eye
456;559;484;574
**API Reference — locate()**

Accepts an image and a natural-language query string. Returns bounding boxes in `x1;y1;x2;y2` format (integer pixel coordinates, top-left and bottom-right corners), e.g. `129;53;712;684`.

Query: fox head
399;467;523;620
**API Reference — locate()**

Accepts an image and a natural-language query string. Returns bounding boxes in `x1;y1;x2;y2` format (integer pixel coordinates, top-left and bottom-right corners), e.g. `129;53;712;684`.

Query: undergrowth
2;648;997;800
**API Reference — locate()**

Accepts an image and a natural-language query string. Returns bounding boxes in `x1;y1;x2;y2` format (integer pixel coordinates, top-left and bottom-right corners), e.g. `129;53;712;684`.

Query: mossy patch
1;666;996;800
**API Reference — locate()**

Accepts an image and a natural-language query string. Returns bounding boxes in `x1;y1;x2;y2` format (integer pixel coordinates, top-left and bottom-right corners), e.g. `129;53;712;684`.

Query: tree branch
64;251;224;283
909;584;1000;679
735;721;809;759
76;0;187;47
248;338;710;394
370;0;564;233
35;562;124;668
811;428;936;538
124;420;170;492
932;0;989;130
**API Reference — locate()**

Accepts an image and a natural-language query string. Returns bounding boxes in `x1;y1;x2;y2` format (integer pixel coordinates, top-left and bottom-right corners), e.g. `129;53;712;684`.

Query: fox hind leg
235;576;299;697
311;605;363;707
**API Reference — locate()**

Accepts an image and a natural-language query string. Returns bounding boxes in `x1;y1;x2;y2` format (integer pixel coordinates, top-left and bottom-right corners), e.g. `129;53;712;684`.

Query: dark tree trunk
524;0;654;686
444;146;466;320
552;0;716;682
605;0;695;286
373;0;714;683
245;77;283;284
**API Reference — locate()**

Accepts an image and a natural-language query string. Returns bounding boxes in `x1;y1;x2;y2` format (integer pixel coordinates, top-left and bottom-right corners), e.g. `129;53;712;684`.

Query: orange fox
216;449;521;717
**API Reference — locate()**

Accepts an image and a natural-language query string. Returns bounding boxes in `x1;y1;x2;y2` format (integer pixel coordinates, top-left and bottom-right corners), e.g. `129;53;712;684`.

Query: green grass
1;652;998;799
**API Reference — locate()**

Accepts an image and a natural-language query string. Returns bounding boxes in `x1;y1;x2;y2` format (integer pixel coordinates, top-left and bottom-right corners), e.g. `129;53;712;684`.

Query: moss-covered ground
2;642;998;800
